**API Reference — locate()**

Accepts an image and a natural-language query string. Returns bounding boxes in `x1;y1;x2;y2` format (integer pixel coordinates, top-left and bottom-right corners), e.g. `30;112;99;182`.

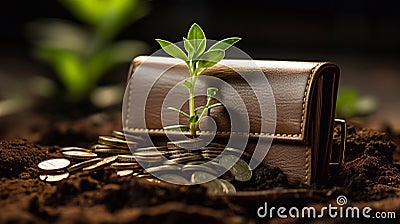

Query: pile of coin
37;130;253;194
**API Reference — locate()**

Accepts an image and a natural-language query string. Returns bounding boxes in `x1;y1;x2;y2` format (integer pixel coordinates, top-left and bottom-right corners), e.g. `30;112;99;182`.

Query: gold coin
38;158;70;171
62;151;98;160
135;146;168;152
117;169;134;176
133;151;164;157
112;130;145;143
82;155;118;171
219;179;236;194
190;171;217;184
145;165;181;173
39;172;69;182
98;136;137;149
167;138;205;150
60;147;92;152
90;144;110;150
94;148;131;155
117;155;136;162
159;174;190;184
134;155;162;163
185;160;209;165
67;158;102;172
170;155;203;164
224;147;252;158
201;179;224;194
110;162;139;169
182;164;218;176
219;155;252;182
168;152;200;159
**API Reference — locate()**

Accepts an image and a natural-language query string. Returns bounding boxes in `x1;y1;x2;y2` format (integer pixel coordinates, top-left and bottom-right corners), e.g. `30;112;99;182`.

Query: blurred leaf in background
27;0;149;105
336;87;378;118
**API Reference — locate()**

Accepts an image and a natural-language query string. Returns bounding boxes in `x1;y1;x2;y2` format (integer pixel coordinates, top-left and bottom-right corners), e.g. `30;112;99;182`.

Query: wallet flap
123;56;339;143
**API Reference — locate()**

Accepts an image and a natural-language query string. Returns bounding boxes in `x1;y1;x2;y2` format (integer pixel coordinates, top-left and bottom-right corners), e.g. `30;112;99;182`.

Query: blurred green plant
336;87;378;118
27;0;149;103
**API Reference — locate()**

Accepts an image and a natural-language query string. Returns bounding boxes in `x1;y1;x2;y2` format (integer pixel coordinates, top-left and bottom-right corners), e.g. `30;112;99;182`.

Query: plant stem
195;96;212;131
188;62;197;138
189;86;196;137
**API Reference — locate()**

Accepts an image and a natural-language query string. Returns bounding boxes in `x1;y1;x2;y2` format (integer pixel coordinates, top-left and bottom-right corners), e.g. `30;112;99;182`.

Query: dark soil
0;109;399;223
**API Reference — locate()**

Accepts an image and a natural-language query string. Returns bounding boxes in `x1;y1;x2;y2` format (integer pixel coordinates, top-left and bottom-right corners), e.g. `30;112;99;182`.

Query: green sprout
28;0;149;104
156;23;241;137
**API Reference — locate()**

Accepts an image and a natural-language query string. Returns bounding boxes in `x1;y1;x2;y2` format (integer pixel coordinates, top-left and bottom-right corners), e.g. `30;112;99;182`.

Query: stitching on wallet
125;63;320;137
125;80;133;127
124;127;303;138
304;145;310;184
300;65;318;137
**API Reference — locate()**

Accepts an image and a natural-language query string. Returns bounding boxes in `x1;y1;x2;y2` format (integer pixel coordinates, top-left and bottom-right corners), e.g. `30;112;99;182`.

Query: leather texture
123;56;340;185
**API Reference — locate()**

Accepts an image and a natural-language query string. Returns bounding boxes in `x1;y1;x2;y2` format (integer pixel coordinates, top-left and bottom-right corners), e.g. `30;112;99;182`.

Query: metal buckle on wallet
329;119;347;166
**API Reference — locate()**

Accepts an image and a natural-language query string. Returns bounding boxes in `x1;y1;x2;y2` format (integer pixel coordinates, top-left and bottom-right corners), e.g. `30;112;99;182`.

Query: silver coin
191;171;217;184
67;158;103;172
62;151;98;160
60;147;92;152
82;155;118;171
117;169;134;176
159;174;190;184
38;158;70;171
39;172;69;182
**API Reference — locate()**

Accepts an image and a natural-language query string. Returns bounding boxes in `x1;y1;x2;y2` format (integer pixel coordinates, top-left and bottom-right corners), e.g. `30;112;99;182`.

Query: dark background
1;0;400;58
0;0;399;129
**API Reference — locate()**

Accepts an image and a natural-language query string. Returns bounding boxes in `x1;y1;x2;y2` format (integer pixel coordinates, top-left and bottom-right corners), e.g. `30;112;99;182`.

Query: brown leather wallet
123;56;340;185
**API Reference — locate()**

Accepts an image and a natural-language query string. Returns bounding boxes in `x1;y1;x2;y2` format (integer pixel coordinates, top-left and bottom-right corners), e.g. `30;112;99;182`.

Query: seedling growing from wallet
156;23;241;137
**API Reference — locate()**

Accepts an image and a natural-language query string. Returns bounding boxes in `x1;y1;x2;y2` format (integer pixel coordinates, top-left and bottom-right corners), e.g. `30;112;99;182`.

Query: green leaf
163;125;190;132
195;103;222;114
207;87;218;98
187;23;206;58
167;106;190;118
156;39;187;61
198;50;224;68
189;115;199;123
181;80;192;90
194;105;206;113
183;37;195;59
207;102;223;110
209;37;241;51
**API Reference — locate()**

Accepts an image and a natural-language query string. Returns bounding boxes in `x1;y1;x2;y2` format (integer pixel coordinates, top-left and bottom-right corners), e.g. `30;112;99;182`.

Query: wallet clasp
329;119;347;166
